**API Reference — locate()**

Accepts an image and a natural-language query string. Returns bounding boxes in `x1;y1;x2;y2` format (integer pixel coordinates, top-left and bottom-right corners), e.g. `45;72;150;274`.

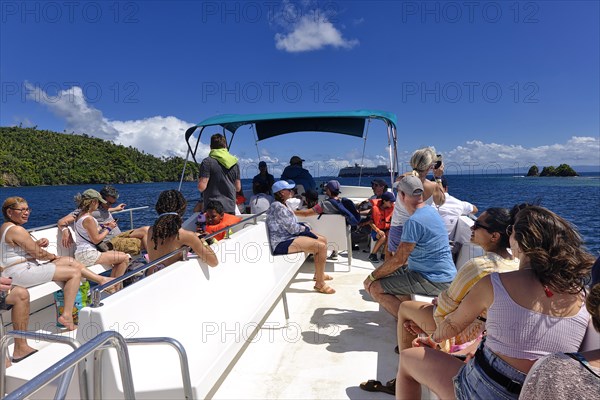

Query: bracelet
61;227;69;232
368;273;376;282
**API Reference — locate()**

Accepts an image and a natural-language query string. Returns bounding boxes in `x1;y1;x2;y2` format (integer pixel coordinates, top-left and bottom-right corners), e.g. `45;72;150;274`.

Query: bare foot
58;315;77;331
314;283;336;294
11;345;37;362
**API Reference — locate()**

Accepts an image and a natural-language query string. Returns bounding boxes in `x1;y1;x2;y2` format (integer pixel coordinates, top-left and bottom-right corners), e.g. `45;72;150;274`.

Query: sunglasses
472;220;494;233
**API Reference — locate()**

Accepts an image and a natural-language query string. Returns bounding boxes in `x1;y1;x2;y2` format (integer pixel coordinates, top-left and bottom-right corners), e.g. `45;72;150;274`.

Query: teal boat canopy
185;110;397;142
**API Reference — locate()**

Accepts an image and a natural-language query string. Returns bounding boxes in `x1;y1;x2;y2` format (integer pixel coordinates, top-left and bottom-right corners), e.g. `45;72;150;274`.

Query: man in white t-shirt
434;177;478;240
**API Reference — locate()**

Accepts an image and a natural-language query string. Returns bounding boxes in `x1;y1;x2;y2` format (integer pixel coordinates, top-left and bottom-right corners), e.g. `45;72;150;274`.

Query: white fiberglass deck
213;248;400;400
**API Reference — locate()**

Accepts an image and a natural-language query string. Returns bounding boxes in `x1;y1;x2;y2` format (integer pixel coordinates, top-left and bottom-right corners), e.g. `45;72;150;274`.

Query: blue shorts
370;229;388;241
453;343;526;400
273;230;318;255
387;225;403;253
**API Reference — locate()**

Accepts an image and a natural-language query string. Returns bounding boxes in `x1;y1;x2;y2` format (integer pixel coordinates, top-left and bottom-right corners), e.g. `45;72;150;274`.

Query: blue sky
1;0;599;177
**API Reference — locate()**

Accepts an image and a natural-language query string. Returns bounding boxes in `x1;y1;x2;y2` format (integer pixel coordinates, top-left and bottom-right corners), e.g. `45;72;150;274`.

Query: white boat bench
297;214;352;268
69;220;306;399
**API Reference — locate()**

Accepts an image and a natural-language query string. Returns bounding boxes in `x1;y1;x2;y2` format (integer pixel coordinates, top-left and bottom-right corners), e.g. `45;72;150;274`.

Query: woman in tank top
73;189;130;285
395;205;595;400
1;197;112;331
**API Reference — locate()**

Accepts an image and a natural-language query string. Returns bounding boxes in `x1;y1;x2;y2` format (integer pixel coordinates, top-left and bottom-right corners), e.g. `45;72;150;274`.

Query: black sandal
359;379;395;395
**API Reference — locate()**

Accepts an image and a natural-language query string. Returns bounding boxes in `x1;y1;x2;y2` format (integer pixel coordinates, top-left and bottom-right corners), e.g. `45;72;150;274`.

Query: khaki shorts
3;261;56;288
110;231;142;255
75;249;102;267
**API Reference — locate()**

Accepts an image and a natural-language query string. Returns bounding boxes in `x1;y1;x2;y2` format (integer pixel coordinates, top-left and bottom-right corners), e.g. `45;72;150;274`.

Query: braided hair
151;190;187;250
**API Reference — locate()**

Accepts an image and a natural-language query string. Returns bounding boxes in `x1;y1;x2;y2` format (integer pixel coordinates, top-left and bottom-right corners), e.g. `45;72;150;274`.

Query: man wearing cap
281;155;316;192
368;191;395;262
197;133;242;215
363;176;456;318
252;161;275;195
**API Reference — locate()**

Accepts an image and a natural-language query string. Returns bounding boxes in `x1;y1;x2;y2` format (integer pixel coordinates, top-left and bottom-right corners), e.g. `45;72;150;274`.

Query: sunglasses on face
472;220;494;233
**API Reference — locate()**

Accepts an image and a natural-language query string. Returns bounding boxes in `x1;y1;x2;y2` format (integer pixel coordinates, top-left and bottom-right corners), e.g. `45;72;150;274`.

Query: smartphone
434;154;442;169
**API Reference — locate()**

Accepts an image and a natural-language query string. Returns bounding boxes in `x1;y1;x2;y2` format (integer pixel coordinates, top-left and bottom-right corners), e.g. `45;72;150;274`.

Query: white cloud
273;2;358;53
25;82;209;159
443;137;600;173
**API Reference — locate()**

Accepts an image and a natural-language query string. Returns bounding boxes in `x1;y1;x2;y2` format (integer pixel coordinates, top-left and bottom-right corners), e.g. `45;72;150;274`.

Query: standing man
197;134;241;215
363;176;455;318
252;161;275;195
281;155;316;192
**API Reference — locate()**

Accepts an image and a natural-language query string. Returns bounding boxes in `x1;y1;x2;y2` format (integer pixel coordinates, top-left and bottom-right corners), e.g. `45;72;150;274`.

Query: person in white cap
280;155;316;192
266;180;334;294
363;176;455;318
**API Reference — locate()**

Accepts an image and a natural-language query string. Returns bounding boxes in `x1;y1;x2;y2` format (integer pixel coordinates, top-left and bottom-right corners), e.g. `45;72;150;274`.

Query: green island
0;126;196;187
526;164;578;177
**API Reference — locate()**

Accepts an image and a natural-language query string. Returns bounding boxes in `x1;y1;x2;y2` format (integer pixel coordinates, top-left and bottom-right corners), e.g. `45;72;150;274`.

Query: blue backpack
325;197;361;226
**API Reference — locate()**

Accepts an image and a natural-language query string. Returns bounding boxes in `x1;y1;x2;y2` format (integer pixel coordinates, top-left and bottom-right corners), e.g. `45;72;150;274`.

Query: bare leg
372;234;387;255
396;347;463;400
97;251;129;278
52;262;82;331
288;236;334;293
397;301;435;351
367;280;409;318
6;287;36;360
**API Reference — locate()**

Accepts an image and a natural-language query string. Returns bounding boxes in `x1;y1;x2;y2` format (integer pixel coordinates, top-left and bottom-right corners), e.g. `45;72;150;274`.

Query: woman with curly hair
395;205;595;400
519;256;600;399
146;190;217;275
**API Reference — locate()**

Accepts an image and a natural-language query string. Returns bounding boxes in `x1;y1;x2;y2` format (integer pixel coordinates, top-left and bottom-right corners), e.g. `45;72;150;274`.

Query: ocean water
2;173;599;255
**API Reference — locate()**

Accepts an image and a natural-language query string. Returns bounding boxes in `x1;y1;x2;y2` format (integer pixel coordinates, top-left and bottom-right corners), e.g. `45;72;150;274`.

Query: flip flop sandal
359;379;395;395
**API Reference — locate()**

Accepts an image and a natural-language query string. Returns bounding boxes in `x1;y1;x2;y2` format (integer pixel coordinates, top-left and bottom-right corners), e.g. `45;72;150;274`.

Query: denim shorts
453;344;526;400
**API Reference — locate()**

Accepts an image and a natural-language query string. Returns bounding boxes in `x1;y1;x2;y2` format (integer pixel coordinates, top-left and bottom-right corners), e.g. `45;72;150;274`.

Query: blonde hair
74;193;97;214
410;147;437;173
2;196;26;221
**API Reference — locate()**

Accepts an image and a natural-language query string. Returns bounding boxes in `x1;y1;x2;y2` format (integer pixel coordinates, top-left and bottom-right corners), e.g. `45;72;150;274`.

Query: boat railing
0;331;86;400
26;206;149;234
93;337;192;400
112;206;149;230
91;210;267;306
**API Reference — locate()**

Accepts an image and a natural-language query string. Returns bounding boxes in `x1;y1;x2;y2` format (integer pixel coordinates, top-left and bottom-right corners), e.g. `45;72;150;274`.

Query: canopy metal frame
178;110;399;190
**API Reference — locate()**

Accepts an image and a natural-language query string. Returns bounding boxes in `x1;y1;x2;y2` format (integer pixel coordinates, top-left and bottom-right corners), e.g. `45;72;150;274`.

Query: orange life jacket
370;198;394;231
204;213;242;241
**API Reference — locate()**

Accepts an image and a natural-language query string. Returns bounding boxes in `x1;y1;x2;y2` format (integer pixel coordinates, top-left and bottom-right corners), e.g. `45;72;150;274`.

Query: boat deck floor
213;247;400;400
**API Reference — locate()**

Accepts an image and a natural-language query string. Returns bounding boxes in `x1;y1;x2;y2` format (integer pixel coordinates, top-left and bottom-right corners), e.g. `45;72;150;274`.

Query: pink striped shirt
485;272;589;360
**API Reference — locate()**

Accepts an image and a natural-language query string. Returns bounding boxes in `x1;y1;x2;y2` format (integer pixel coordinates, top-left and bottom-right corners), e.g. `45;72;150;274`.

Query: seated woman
1;197;112;331
1;276;35;365
398;207;519;353
266;181;334;294
396;205;595;399
519;256;600;399
146;190;218;275
73;189;130;282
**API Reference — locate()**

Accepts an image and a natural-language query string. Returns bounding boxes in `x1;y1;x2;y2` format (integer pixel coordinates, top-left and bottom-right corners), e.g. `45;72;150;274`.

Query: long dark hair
481;207;511;249
151;190;187;250
513;206;595;294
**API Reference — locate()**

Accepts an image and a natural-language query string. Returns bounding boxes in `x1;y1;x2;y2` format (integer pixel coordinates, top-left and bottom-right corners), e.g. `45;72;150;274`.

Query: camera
434;154;442;169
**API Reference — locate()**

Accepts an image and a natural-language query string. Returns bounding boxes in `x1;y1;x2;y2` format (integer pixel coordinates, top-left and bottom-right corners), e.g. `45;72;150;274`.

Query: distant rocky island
527;164;578;177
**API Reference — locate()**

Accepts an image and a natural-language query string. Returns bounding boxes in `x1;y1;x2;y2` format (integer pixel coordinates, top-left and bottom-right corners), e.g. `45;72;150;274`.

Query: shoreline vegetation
526;164;578;177
1;126;197;187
